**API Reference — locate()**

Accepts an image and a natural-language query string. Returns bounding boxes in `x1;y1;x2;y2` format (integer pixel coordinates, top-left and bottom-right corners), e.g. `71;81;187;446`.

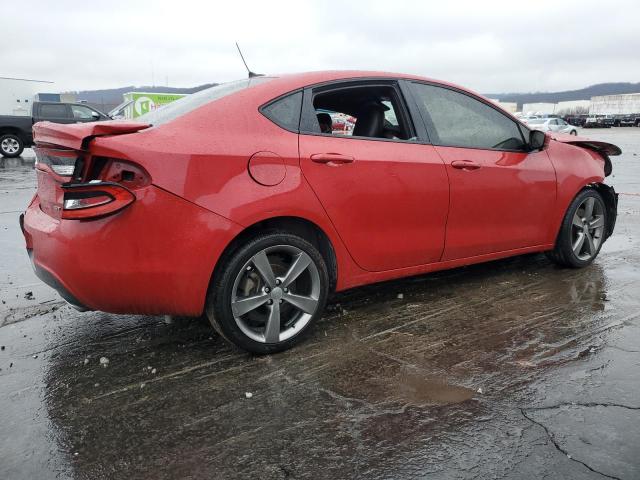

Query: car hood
549;132;622;156
33;120;150;150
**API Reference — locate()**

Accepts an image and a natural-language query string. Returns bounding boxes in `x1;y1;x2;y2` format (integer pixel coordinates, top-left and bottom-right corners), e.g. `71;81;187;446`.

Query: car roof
263;70;471;94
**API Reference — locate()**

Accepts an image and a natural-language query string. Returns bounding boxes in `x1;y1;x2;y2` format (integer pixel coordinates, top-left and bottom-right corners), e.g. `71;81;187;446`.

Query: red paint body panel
544;138;606;240
436;146;557;260
24;185;241;315
299;135;449;271
22;71;618;316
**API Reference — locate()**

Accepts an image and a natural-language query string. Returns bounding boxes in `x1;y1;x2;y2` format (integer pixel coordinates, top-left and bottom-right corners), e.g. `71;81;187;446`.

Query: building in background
522;102;557;115
590;93;640;115
556;100;590;115
0;76;53;116
123;92;187;118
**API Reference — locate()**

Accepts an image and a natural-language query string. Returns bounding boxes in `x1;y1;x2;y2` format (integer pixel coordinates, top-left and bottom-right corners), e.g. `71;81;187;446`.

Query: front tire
206;233;329;354
546;189;607;268
570;129;578;136
0;134;24;158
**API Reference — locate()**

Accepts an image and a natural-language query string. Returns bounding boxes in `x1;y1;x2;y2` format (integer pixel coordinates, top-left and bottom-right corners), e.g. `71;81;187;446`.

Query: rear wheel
207;233;329;354
0;134;24;158
546;189;607;268
570;129;578;135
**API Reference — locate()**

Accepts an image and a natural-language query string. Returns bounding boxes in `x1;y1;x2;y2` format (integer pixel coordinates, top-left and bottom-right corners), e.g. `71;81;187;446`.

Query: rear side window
137;77;275;126
411;83;527;151
39;104;69;118
261;91;302;131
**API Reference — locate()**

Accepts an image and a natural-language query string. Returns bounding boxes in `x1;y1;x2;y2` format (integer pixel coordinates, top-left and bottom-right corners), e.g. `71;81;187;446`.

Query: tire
0;133;24;158
570;130;578;136
206;232;329;354
546;189;607;268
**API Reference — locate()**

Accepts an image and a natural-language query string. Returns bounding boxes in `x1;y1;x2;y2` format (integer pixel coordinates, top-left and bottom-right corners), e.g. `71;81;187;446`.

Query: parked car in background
564;114;588;127
524;117;578;135
0;102;111;157
615;114;640;127
22;71;620;354
584;115;615;128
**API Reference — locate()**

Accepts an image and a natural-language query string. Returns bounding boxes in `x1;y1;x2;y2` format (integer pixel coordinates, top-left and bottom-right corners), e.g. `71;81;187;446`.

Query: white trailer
0;77;53;116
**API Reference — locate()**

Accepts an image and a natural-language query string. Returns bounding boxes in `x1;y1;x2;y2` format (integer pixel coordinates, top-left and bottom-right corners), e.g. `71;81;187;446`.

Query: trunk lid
33;120;150;150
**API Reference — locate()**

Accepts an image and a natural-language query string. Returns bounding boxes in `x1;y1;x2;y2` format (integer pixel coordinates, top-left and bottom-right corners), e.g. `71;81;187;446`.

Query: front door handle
451;160;481;170
310;153;355;164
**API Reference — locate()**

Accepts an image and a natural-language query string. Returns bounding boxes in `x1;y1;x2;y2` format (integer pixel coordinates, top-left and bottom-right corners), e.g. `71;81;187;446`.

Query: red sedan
21;71;620;353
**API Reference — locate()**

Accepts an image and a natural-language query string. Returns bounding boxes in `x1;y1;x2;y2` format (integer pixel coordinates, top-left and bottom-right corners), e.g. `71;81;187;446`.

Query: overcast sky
3;0;639;94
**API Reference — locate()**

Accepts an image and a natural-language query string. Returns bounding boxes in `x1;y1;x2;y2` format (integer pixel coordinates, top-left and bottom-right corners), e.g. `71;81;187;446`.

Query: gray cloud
3;0;639;93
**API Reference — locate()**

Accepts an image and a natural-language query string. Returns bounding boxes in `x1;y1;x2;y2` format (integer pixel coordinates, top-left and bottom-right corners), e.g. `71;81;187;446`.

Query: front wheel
546;189;607;268
206;233;329;354
0;134;24;158
570;129;578;136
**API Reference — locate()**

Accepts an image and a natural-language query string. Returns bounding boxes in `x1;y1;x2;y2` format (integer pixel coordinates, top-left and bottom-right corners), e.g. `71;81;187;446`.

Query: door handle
310;153;355;164
451;160;481;170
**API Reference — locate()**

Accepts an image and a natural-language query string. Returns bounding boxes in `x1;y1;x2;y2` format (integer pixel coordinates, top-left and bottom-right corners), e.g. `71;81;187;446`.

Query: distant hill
484;82;640;108
68;83;217;112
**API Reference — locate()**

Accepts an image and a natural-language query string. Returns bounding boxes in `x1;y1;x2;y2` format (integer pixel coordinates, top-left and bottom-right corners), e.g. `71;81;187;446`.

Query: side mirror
529;129;546;151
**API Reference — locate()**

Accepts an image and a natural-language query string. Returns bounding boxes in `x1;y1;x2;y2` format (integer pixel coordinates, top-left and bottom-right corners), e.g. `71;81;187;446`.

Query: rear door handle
451;160;481;170
310;153;355;164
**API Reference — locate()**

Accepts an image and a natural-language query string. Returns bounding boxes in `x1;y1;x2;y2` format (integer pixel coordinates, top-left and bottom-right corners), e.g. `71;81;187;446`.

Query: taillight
61;182;135;220
34;146;80;178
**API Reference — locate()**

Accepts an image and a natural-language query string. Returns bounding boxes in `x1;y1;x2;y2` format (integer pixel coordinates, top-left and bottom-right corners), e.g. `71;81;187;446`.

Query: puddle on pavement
374;369;476;405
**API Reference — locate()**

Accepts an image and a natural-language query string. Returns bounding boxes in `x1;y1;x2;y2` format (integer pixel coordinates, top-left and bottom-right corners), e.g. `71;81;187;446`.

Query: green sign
123;92;187;118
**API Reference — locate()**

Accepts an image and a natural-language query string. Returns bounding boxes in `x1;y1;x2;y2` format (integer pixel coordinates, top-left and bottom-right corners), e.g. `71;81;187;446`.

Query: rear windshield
526;118;545;124
137;77;275;126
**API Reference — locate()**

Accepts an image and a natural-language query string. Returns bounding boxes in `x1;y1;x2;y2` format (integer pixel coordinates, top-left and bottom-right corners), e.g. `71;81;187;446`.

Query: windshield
526;119;546;124
137;77;275;126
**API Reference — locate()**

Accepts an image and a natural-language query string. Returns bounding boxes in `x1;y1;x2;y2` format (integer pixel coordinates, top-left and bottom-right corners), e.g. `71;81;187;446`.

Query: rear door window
302;82;415;142
410;83;527;151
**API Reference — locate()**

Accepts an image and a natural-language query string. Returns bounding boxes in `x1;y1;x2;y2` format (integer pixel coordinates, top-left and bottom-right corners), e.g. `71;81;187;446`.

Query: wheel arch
209;216;338;296
551;182;617;247
0;127;29;143
590;183;618;240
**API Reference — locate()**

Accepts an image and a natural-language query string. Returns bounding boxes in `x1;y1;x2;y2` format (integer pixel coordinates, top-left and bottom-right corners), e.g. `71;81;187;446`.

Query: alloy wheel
1;137;20;155
571;196;605;261
230;245;321;343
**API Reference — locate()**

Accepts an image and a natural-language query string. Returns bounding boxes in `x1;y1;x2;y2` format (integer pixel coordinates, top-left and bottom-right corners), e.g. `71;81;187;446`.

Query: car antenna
235;42;263;78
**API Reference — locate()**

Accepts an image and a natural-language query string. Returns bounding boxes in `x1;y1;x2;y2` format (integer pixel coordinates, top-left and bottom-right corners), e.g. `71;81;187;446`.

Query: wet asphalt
1;129;640;480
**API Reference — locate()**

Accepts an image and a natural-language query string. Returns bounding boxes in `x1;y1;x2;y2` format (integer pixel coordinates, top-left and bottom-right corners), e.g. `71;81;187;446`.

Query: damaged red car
21;71;621;353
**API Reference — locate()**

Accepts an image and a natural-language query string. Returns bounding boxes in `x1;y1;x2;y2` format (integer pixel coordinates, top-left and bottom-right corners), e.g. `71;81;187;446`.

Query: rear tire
546;189;607;268
206;232;329;354
570;129;578;136
0;134;24;158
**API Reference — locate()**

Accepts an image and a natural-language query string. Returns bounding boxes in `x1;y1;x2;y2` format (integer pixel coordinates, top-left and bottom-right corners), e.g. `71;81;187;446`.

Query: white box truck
0;77;53;116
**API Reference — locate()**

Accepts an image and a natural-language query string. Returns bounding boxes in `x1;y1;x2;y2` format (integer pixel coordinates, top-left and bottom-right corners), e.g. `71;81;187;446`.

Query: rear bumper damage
21;186;242;316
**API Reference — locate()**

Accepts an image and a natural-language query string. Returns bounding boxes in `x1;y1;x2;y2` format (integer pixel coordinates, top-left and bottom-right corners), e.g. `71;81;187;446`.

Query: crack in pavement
520;406;631;480
525;402;640;411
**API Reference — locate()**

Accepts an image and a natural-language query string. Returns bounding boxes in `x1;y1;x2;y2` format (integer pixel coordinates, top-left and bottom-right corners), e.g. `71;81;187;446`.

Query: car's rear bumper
21;186;242;316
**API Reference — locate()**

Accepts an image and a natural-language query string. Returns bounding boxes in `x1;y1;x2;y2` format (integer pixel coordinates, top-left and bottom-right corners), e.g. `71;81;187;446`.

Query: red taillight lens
61;182;135;220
